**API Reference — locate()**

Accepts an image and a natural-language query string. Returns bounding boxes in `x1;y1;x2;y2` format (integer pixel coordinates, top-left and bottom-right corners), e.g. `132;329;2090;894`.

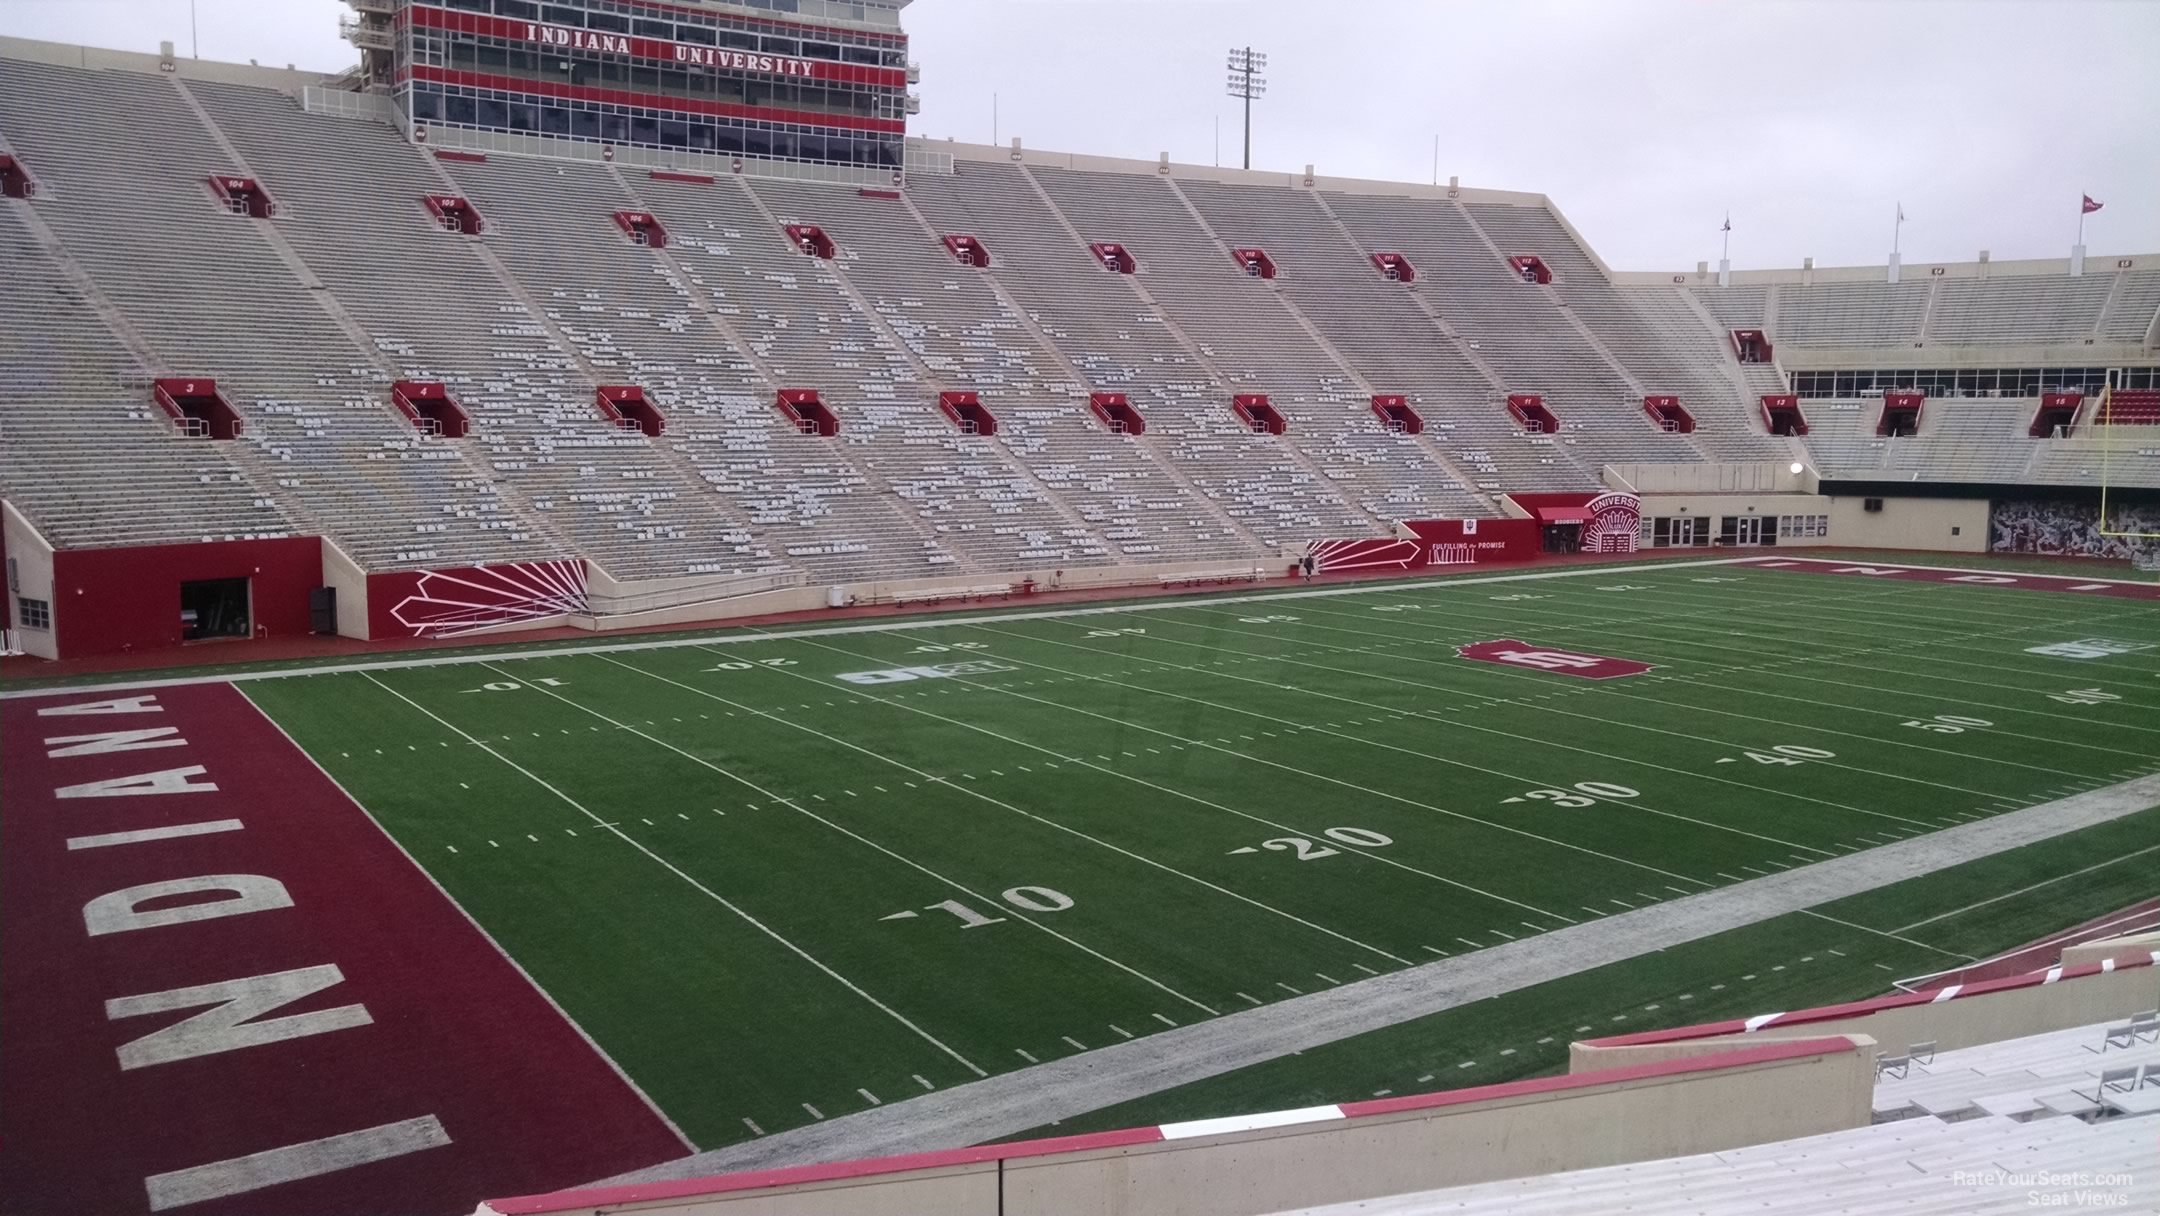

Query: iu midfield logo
1456;639;1654;680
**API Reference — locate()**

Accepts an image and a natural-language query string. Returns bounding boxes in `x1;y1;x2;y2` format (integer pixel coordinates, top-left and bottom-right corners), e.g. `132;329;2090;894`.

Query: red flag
2082;194;2104;214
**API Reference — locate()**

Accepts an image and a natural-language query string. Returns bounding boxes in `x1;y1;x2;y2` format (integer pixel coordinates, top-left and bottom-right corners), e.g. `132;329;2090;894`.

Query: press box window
17;597;51;631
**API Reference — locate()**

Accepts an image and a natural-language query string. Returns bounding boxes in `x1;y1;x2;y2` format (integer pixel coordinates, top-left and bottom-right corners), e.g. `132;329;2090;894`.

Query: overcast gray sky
8;0;2156;269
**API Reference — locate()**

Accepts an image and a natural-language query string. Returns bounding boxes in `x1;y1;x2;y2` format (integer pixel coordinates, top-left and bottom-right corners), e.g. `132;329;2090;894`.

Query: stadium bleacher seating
3;50;2156;587
1276;1103;2160;1214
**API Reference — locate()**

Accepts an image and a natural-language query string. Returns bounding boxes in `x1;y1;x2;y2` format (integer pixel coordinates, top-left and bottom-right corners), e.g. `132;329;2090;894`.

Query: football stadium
1;2;2157;1213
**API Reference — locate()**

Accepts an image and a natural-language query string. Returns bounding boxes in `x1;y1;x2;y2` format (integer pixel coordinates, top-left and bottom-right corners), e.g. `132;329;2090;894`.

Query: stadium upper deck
0;32;2155;661
343;0;914;175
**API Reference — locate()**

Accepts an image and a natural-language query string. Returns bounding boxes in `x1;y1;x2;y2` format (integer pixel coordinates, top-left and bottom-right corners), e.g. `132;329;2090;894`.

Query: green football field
233;556;2160;1152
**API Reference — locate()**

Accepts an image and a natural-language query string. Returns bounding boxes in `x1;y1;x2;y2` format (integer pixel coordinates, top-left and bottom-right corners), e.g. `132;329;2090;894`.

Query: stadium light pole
1226;47;1266;171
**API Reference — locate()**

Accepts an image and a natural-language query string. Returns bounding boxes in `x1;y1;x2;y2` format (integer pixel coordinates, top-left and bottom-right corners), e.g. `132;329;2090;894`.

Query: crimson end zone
0;683;685;1216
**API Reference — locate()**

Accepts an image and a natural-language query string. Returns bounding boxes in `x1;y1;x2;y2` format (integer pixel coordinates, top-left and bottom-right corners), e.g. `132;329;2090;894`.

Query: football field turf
233;556;2160;1154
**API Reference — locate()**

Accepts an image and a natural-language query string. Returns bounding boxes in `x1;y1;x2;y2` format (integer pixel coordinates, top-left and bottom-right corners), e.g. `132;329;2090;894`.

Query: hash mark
1015;1048;1038;1063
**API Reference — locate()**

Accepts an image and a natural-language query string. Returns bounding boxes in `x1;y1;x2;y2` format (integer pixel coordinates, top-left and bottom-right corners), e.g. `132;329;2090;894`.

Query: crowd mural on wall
1990;500;2160;561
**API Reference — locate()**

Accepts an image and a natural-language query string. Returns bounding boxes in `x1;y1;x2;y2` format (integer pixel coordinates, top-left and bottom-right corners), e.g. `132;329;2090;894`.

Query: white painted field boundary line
1747;556;2160;586
230;687;701;1153
355;672;993;1080
606;770;2160;1182
0;558;1759;700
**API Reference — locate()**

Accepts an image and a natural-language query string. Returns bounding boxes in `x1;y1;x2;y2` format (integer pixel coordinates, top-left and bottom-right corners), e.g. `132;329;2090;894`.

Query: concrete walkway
608;771;2160;1182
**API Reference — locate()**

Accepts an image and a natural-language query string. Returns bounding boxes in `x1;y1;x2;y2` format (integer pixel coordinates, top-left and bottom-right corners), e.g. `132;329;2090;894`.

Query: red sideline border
1736;556;2160;600
479;1038;1857;1214
0;682;687;1216
1904;898;2160;988
1583;951;2160;1049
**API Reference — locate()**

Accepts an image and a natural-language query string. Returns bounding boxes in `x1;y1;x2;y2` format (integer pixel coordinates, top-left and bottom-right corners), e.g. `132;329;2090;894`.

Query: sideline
0;558;1758;700
604;770;2160;1181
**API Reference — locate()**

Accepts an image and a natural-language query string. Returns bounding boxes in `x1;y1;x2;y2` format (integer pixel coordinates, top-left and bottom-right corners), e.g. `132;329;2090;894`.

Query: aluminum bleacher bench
1158;567;1261;588
888;583;1014;606
2093;1013;2158;1052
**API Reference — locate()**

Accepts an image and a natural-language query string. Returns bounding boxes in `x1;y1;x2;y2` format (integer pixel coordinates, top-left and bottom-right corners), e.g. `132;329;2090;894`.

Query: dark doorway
180;578;251;641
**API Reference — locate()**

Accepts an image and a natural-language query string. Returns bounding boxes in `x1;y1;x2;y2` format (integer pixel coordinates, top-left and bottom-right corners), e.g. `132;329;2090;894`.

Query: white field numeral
2048;688;2121;706
1902;714;1992;734
461;677;567;693
897;886;1076;929
1742;745;1835;766
1238;615;1301;624
911;642;989;653
1238;827;1394;860
1084;628;1147;638
1513;782;1641;808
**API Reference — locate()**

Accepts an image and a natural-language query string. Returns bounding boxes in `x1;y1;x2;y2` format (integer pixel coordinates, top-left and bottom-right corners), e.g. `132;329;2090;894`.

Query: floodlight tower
1226;46;1266;171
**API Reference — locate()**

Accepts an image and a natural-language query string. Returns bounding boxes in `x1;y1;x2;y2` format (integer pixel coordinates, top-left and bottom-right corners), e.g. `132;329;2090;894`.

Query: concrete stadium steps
188;81;770;583
640;172;1119;573
0;207;295;548
1030;165;1482;527
1324;192;1697;475
8;43;2152;577
0;60;542;570
1174;177;1525;505
747;178;1254;565
906;163;1366;548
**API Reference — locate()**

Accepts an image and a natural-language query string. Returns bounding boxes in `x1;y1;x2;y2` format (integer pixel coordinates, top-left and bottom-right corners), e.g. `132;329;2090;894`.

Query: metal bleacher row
3;54;2156;578
1276;1017;2160;1216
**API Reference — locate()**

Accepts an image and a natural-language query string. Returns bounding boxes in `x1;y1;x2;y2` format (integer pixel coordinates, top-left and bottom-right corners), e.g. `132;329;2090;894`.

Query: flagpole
1721;213;1730;263
1893;202;1902;258
2078;196;2086;248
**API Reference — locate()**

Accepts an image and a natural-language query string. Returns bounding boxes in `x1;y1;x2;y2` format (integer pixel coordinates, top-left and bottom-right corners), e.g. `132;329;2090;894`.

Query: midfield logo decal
835;660;1017;685
2024;638;2156;660
1456;639;1655;680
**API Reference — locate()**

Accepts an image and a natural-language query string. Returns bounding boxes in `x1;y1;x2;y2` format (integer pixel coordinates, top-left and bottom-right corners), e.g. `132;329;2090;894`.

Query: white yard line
968;615;1936;837
599;770;2160;1183
1738;556;2160;587
1793;908;1976;961
1179;597;2108;786
1428;592;2160;748
233;687;700;1154
1321;579;2160;732
356;671;991;1079
1887;842;2160;935
687;643;1575;930
1386;572;2160;694
0;559;1764;701
772;629;1710;894
479;661;1224;1014
588;653;1407;971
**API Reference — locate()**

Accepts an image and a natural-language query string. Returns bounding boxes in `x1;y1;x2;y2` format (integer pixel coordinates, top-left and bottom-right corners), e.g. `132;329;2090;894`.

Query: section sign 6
1455;638;1655;681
